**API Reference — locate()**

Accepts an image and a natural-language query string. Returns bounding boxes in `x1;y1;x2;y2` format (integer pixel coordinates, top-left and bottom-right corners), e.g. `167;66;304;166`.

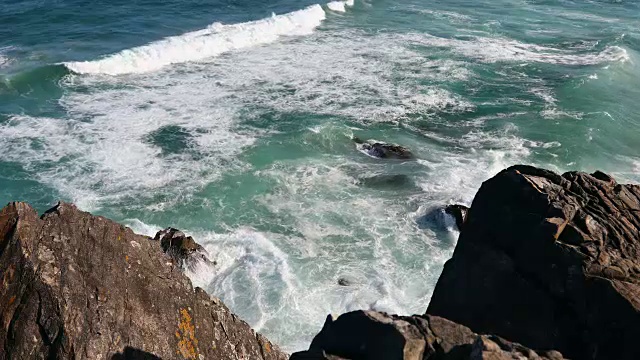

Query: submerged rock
337;276;355;287
154;227;215;270
355;174;414;190
427;165;640;360
291;311;565;360
444;204;468;230
0;202;286;360
353;137;413;159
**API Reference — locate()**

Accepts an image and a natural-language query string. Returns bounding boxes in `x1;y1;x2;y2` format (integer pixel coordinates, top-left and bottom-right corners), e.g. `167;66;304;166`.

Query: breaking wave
64;4;328;75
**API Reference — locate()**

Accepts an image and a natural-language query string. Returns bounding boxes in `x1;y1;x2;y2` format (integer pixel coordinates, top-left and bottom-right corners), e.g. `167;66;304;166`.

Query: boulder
290;311;565;360
153;227;215;270
427;165;640;360
353;137;413;159
0;202;287;360
444;204;468;230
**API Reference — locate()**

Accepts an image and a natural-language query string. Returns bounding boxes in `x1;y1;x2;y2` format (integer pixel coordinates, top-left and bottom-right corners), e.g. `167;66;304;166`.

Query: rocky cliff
3;165;640;360
427;165;640;359
290;311;565;360
0;202;287;360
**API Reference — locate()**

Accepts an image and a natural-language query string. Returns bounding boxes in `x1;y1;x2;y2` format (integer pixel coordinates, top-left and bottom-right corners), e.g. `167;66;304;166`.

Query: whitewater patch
0;46;15;68
409;33;629;66
63;4;327;75
0;84;258;211
326;0;354;12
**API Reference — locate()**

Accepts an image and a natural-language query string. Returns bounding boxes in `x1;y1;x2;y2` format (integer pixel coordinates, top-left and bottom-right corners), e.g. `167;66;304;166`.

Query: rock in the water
154;227;215;270
337;277;353;287
356;174;414;190
427;165;640;360
0;202;286;360
290;311;565;360
353;137;413;159
444;204;468;230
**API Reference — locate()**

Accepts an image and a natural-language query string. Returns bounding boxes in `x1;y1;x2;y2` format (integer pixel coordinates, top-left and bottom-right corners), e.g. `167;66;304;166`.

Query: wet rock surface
353;137;413;159
0;202;286;360
427;165;640;360
153;227;215;270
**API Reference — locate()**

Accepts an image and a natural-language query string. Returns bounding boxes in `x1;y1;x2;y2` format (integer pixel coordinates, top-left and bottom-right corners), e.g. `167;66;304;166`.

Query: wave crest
64;4;327;75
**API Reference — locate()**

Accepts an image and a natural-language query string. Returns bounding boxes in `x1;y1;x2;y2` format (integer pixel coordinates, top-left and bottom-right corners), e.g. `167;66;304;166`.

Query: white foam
402;88;475;114
64;5;327;75
249;158;455;350
409;33;629;65
0;73;258;211
326;0;354;12
415;8;474;22
175;30;474;122
0;46;14;68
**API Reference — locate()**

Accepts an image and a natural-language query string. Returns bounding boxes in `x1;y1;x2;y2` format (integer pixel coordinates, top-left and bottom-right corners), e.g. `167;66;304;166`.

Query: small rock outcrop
427;165;640;360
353;137;413;159
0;202;286;360
290;310;565;360
154;227;215;270
444;204;468;230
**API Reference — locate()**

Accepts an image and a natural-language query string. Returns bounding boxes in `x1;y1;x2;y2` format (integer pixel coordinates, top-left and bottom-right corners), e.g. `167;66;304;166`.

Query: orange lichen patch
8;295;16;306
2;264;15;288
176;308;199;359
125;255;129;262
263;341;272;353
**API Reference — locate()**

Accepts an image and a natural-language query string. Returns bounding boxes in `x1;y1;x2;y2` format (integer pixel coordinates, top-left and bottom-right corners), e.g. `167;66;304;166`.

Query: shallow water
1;0;639;352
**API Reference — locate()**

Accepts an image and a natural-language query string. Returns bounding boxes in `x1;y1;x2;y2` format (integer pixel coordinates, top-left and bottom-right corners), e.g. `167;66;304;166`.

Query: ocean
1;0;639;352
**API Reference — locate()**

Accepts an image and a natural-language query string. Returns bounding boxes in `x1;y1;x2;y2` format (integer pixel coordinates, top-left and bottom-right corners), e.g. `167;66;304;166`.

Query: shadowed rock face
290;311;565;360
427;165;640;360
0;202;286;360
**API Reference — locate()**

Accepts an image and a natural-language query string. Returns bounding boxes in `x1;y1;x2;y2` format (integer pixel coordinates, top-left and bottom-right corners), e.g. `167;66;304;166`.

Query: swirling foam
409;33;629;65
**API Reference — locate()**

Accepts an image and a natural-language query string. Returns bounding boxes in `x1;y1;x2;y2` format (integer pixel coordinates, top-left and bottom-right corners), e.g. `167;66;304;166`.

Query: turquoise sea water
1;0;639;351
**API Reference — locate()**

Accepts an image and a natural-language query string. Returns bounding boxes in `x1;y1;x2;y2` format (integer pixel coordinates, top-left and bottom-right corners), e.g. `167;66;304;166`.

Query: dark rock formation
444;204;468;230
290;311;565;360
337;277;353;287
153;227;215;270
0;202;286;360
427;165;640;360
353;137;413;159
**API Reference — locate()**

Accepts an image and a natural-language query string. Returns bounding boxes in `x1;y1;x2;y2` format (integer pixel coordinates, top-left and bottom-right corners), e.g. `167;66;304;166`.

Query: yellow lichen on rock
176;308;199;359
